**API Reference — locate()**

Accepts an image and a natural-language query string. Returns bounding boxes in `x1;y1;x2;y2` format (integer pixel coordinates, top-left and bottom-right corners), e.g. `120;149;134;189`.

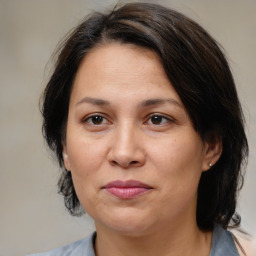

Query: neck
94;221;212;256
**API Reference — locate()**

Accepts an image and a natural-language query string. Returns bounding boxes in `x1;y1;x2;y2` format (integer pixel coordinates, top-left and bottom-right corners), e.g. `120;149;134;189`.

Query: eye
146;114;172;125
83;115;109;125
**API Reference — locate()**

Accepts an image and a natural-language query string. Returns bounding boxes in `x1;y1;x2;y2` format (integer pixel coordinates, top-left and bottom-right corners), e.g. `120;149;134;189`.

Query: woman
30;2;248;255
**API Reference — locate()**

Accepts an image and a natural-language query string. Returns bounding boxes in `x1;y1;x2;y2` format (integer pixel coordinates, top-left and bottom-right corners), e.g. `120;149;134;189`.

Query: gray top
209;225;239;256
28;225;239;256
28;233;96;256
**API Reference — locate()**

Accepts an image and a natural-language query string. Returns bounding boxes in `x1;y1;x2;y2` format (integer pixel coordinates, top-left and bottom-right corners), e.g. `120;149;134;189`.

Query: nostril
111;160;118;166
111;160;139;167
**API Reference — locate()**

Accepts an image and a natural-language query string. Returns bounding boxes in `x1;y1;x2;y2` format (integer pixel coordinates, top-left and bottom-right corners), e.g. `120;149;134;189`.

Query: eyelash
145;114;173;126
83;114;110;126
82;113;173;127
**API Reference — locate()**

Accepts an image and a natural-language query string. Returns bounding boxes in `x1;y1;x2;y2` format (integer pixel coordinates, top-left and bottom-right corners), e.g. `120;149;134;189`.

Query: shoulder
211;225;256;256
210;225;239;256
27;232;96;256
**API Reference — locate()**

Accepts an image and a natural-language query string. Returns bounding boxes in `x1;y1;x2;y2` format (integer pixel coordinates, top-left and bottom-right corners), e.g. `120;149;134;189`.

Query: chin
94;208;157;236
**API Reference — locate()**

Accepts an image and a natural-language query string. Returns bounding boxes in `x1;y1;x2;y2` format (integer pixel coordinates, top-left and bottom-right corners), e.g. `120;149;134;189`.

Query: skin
63;43;222;256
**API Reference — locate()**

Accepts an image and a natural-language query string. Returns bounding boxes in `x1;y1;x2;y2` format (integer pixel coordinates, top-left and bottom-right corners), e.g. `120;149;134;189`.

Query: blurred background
0;0;255;255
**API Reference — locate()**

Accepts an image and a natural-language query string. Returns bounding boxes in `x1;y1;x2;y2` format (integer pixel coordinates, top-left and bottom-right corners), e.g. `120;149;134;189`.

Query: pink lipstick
103;180;152;199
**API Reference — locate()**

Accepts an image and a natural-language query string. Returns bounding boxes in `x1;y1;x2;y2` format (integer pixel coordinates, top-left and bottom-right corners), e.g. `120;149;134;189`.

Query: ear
202;138;222;171
62;143;71;171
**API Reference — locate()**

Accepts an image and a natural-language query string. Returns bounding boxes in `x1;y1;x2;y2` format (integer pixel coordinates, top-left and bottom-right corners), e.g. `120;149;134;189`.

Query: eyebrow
140;98;182;108
76;97;182;108
76;97;110;106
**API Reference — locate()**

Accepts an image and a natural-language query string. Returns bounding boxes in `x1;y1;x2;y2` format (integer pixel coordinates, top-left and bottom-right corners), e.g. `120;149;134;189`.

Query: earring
209;163;213;168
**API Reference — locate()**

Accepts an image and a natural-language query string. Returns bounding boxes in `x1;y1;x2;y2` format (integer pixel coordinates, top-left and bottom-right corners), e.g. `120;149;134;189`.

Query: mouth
103;180;153;199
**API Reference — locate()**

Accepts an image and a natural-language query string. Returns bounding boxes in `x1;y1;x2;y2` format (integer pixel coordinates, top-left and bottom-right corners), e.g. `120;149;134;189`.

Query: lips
103;180;153;199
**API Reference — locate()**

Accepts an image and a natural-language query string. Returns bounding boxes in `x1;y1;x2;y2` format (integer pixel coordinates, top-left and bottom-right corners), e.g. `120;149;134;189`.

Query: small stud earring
209;163;213;168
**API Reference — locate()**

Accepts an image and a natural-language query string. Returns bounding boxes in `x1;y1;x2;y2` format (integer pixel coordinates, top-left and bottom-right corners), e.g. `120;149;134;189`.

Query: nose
107;123;146;168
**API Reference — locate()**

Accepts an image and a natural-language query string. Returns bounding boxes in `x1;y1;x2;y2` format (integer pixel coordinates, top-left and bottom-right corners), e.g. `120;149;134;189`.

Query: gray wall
0;0;255;255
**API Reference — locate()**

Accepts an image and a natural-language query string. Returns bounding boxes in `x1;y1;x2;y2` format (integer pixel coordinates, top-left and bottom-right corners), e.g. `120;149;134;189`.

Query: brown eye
146;114;173;127
91;116;104;125
84;115;108;125
150;115;163;125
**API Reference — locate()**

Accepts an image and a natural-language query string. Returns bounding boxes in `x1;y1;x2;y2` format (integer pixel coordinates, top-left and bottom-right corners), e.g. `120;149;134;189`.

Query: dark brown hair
42;2;248;231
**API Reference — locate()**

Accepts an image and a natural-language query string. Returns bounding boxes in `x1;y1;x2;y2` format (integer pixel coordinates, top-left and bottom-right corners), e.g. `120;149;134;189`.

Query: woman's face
63;43;215;236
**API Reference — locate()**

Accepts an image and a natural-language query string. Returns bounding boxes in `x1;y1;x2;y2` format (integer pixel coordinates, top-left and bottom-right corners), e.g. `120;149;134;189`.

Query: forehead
76;43;165;82
71;43;181;100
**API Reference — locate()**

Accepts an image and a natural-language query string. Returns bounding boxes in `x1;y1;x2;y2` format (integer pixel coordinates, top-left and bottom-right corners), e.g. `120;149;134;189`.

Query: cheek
66;136;107;206
67;135;106;175
67;138;105;215
148;137;203;217
151;134;203;170
149;133;204;192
